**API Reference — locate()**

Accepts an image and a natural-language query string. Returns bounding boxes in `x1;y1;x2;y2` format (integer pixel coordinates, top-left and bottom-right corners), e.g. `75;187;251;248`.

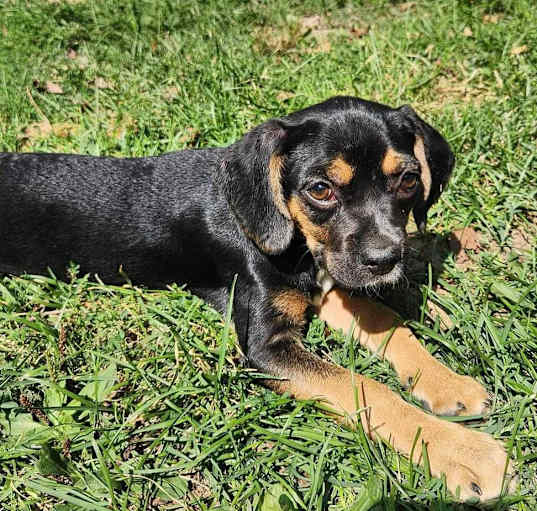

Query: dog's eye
400;173;419;192
308;183;335;202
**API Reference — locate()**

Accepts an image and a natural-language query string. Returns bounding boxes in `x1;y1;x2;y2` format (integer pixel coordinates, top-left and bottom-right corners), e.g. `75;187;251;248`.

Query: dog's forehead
305;112;416;182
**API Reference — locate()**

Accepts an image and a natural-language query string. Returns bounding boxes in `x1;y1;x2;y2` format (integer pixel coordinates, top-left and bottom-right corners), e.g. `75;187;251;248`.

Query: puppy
0;97;512;501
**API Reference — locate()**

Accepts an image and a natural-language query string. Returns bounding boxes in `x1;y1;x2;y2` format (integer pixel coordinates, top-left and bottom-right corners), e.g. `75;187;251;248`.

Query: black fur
0;96;453;371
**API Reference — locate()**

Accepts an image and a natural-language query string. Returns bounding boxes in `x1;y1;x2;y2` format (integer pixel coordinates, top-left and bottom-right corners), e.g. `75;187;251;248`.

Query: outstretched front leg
316;288;491;416
239;285;511;502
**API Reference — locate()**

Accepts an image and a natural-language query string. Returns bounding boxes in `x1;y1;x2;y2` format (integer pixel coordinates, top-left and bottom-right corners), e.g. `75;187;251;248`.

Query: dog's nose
362;243;401;275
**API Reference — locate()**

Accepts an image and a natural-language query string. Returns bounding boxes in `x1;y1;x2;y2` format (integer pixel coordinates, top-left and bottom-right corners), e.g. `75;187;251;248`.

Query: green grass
0;0;536;509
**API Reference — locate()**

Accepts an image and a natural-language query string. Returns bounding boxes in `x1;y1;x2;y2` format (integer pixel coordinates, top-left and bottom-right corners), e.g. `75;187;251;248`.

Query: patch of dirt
46;0;86;4
350;25;369;38
451;227;481;252
253;14;368;56
253;23;305;55
92;76;113;89
511;44;529;56
504;219;536;260
276;91;295;102
45;81;64;94
300;15;323;30
483;13;503;24
301;14;368;53
256;441;275;453
429;72;497;108
177;126;201;147
32;79;64;94
188;472;212;500
449;226;482;269
106;112;137;140
66;48;89;69
511;227;533;254
398;2;416;12
479;221;535;261
462;26;473;38
18;120;80;149
162;86;180;100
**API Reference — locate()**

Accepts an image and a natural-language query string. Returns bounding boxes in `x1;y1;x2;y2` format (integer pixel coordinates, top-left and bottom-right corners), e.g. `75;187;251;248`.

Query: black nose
362;243;402;275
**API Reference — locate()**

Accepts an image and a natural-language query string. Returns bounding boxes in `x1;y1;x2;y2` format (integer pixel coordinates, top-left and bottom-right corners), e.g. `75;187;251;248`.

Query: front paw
405;367;491;416
427;423;515;502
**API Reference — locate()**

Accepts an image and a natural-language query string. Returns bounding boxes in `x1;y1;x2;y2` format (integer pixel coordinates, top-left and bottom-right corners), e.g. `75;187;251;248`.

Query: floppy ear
398;105;455;232
219;118;317;254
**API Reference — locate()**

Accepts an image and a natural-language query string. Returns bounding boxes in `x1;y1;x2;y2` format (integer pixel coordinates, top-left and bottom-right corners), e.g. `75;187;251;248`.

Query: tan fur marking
265;343;510;501
414;136;432;201
269;155;291;219
326;156;354;186
272;289;310;326
381;147;404;175
288;195;329;252
316;289;490;416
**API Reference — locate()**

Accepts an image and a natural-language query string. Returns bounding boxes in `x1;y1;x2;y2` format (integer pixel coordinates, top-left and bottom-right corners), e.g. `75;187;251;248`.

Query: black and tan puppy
0;97;512;501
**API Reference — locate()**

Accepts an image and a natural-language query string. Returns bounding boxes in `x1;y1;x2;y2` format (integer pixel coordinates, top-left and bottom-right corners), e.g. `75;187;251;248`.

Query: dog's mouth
358;260;405;289
314;250;405;293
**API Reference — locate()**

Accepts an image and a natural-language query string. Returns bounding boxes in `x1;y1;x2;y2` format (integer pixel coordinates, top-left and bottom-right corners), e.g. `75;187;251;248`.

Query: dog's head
220;96;454;290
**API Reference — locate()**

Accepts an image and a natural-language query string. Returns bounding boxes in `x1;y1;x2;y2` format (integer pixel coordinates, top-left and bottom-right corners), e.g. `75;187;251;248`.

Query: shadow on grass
379;230;462;320
347;480;516;511
369;500;502;510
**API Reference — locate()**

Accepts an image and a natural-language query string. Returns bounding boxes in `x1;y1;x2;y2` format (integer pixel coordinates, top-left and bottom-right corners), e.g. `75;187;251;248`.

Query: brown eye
400;173;419;192
308;183;335;201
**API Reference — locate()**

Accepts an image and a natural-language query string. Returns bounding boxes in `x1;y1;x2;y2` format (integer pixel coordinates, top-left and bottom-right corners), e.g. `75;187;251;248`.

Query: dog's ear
398;105;455;232
220;117;318;254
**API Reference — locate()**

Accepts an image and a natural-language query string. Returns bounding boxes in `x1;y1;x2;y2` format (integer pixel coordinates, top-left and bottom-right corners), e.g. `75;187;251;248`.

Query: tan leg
316;288;490;416
268;343;511;502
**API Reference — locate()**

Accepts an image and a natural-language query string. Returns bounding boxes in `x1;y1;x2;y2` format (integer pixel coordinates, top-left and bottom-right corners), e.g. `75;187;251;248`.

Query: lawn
0;0;536;509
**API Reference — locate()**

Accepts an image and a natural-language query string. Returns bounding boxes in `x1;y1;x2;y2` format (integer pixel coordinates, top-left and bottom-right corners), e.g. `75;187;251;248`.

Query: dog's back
0;149;228;287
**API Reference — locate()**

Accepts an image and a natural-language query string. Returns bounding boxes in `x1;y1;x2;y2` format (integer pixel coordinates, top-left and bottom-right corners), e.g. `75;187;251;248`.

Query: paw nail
456;401;466;411
471;482;482;496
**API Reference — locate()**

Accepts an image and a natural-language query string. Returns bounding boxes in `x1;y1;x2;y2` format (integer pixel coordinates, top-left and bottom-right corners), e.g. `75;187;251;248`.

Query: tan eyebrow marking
381;147;404;175
413;136;432;201
326;156;354;186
